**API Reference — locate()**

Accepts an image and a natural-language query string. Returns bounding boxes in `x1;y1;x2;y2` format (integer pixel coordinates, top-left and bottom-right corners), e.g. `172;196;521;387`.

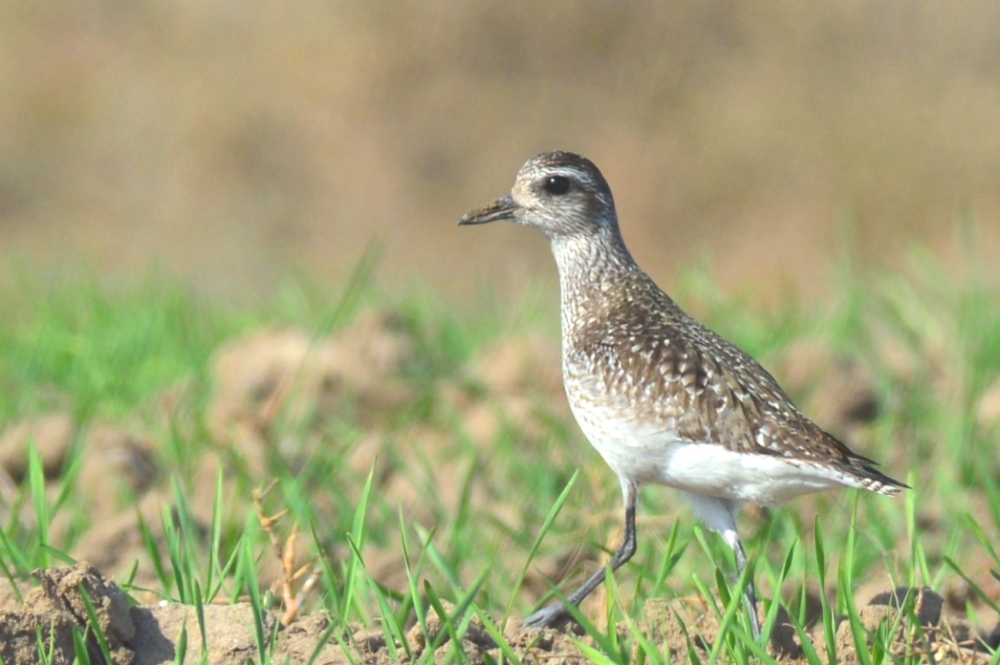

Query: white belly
571;404;855;506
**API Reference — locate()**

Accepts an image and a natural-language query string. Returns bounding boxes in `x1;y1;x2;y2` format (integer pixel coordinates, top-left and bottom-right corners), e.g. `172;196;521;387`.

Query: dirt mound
0;413;75;482
0;564;134;665
0;564;346;665
208;311;415;446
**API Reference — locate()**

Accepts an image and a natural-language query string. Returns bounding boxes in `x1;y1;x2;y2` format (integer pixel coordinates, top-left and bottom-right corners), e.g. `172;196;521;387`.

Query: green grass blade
557;577;622;660
305;619;342;665
650;518;687;599
241;535;269;665
0;524;30;582
813;516;836;665
346;532;401;662
37;626;56;664
194;580;208;655
473;608;523;665
793;622;824;665
316;241;382;335
413;524;460;594
505;470;578;622
71;626;92;665
620;605;664;665
27;442;50;569
307;517;343;615
838;563;872;665
571;639;624;665
944;555;1000;613
206;467;225;601
397;507;426;659
162;504;187;603
136;507;170;595
760;538;797;640
423;581;467;659
174;619;188;665
342;465;376;621
965;513;1000;570
669;609;703;665
707;564;759;665
76;583;114;664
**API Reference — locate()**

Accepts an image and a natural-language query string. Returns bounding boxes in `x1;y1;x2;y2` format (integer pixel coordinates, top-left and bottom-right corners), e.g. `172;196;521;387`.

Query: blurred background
2;0;999;304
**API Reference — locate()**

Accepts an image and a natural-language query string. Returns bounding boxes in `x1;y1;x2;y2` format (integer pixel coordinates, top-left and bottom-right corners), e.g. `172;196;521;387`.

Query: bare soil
0;564;996;664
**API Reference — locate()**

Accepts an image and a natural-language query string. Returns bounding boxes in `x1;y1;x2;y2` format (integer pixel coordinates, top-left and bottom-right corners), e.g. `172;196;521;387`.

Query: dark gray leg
521;483;638;628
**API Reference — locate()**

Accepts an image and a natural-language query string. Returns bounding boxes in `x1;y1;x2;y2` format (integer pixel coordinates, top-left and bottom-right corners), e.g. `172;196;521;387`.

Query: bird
458;151;906;637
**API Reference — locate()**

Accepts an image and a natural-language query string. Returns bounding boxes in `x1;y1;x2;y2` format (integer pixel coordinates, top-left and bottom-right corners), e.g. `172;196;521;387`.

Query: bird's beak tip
458;196;518;226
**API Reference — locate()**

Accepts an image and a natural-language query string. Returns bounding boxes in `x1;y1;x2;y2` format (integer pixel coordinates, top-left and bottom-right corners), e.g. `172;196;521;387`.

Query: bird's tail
845;462;908;496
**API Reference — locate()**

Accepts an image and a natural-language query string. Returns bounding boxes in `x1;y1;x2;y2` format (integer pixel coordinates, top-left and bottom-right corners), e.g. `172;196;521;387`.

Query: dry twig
253;480;323;625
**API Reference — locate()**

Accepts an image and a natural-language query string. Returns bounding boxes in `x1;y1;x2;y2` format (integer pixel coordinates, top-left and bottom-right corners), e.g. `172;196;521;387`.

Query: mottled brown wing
595;303;867;463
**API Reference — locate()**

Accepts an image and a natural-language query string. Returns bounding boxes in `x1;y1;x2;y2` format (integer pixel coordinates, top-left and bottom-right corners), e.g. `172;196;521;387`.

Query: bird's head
459;151;619;240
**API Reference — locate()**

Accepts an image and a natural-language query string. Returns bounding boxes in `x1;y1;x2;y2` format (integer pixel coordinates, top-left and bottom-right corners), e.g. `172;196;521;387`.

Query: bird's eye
543;176;571;195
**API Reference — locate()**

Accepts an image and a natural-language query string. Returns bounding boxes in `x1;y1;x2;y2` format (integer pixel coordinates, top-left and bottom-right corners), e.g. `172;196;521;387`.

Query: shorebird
458;151;906;637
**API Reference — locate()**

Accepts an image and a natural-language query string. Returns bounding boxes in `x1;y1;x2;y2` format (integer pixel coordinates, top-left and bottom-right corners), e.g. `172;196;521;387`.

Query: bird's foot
520;603;573;630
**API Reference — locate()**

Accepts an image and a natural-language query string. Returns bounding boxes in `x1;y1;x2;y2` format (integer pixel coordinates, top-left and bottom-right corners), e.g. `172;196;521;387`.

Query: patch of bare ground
636;590;1000;664
2;565;998;664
